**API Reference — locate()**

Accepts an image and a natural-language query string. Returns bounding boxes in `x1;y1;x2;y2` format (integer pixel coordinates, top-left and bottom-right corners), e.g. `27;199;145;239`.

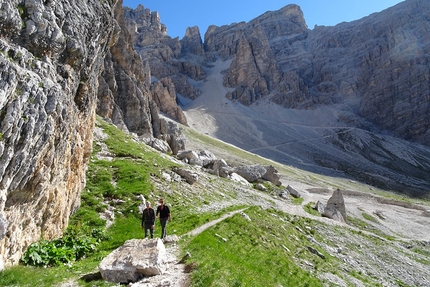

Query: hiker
141;201;155;239
156;198;171;239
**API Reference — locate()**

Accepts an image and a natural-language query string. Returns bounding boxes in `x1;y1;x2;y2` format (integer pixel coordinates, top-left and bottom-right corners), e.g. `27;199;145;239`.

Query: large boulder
233;165;281;186
172;167;199;184
322;189;347;223
313;189;347;223
99;239;166;283
287;185;301;198
262;165;281;186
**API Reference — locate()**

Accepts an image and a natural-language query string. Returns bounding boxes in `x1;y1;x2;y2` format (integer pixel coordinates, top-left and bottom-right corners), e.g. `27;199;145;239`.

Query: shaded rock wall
98;1;188;139
123;5;202;124
0;0;118;265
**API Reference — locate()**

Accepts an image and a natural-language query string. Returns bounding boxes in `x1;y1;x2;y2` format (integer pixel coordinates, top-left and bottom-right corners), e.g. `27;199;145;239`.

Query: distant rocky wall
0;0;119;266
123;4;201;124
98;1;188;139
124;1;429;146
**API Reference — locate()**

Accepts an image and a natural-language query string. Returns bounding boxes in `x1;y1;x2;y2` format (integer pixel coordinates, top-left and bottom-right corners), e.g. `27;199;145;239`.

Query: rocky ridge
98;1;187;140
123;0;430;197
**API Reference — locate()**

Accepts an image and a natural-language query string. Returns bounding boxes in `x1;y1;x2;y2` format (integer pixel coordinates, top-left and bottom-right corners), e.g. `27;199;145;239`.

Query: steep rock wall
0;0;118;266
123;5;202;123
98;1;188;140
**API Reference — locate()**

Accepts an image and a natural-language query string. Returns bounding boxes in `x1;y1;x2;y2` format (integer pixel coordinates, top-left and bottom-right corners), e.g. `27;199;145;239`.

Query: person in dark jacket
156;198;171;239
141;201;155;238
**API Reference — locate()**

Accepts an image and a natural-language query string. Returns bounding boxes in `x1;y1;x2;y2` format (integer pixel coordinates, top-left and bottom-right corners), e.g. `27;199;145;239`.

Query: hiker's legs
144;223;152;238
160;218;168;238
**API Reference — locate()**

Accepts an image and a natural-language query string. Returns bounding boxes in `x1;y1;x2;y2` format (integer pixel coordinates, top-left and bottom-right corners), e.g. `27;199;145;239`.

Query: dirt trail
183;208;248;237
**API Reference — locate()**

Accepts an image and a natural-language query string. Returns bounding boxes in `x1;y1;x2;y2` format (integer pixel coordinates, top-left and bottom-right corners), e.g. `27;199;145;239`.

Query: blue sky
122;0;404;39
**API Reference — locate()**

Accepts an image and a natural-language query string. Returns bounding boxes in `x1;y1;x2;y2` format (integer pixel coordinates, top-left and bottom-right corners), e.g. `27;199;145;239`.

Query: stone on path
99;238;166;283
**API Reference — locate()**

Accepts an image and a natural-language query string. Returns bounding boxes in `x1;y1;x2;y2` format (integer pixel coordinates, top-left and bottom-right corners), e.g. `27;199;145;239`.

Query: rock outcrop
98;2;186;155
315;189;347;223
0;0;118;265
123;4;204;123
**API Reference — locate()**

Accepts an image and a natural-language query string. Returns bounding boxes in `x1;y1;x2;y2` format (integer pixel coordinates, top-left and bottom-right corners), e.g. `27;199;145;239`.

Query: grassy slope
0;117;428;287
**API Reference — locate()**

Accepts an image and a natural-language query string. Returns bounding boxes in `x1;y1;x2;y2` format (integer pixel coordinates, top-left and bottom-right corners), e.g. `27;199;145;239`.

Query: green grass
183;206;334;287
303;202;321;217
1;117;427;287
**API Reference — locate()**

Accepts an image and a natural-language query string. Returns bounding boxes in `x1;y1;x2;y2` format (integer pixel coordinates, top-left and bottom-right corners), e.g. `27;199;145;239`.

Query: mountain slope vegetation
1;117;429;287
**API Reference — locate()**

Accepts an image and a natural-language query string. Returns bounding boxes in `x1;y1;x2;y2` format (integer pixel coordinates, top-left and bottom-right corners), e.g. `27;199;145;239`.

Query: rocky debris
315;189;347;223
174;148;282;188
0;0;118;265
177;150;215;166
233;165;281;186
287;185;301;198
172;168;199;185
99;239;166;283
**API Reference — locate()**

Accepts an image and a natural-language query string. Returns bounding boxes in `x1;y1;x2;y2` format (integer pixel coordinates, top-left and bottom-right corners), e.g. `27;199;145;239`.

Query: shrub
20;226;107;267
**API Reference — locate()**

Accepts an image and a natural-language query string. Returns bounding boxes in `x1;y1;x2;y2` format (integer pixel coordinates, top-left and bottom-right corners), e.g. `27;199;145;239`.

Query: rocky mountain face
0;0;119;265
123;0;430;197
201;0;430;146
98;1;186;155
123;5;205;108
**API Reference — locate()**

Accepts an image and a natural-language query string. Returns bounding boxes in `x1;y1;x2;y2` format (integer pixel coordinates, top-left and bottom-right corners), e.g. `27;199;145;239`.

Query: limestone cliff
123;5;203;123
0;0;118;265
124;1;429;146
98;1;187;153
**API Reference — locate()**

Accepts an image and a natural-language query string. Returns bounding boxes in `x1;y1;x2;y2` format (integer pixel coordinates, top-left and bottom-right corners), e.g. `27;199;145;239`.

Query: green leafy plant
20;225;106;267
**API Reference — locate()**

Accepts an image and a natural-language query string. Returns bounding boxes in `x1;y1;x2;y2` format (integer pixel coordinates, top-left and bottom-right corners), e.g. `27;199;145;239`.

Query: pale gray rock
229;173;252;187
233;164;281;186
323;189;347;223
162;234;179;244
233;165;267;183
0;0;118;265
209;159;231;178
262;165;282;186
255;183;267;192
287;185;301;198
241;212;251;221
181;26;204;55
314;201;326;215
149;138;172;154
197;150;217;166
325;188;346;221
177;150;201;165
172;168;198;185
99;239;166;283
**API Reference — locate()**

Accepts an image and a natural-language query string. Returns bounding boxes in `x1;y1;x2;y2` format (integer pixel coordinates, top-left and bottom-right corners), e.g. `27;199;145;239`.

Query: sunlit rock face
0;0;119;265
